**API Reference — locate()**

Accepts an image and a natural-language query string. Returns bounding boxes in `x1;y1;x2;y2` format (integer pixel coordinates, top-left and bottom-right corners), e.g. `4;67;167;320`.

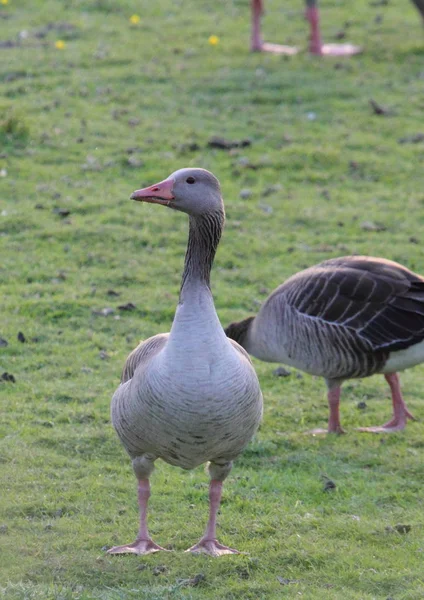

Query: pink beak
130;177;175;206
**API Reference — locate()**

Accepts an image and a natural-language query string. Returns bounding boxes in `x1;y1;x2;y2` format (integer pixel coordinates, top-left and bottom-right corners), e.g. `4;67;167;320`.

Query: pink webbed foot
186;538;240;557
251;42;298;55
107;538;169;555
305;426;346;435
319;43;362;57
357;412;416;433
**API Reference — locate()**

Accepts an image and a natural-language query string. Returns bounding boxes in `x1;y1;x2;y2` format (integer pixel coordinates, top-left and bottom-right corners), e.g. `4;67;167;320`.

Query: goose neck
179;210;224;302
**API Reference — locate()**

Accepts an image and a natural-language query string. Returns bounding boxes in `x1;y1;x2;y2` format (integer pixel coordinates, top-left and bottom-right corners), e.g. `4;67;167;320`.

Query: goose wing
121;333;169;383
229;338;254;363
279;256;424;352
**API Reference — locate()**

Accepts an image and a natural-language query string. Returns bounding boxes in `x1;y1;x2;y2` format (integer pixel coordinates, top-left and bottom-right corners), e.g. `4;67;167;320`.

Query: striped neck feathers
179;209;225;301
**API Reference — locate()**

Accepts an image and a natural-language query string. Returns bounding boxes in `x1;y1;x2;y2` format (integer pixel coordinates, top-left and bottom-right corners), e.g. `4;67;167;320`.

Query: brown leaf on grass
1;372;16;383
126;146;142;154
53;208;71;217
273;366;291;377
322;475;337;492
176;142;200;153
178;573;206;587
369;99;390;115
385;524;411;534
208;136;251;150
360;221;386;232
118;303;136;311
262;184;282;197
398;133;424;144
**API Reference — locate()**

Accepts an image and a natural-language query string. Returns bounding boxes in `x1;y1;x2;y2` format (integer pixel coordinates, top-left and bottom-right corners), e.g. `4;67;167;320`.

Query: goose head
131;168;223;217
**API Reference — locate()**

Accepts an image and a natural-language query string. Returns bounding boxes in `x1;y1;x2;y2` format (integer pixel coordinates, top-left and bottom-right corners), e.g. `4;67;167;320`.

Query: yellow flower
0;0;9;5
208;35;219;46
129;14;140;25
55;40;65;50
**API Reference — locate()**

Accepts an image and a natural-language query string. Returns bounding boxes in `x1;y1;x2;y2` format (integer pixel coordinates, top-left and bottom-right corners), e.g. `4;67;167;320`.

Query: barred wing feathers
278;256;424;353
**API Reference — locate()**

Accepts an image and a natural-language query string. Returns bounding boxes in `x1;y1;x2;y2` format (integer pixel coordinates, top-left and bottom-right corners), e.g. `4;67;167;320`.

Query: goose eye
186;176;196;184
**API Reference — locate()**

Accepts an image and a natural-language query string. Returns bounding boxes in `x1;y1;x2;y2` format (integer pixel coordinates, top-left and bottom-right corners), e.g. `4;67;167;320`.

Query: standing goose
108;168;263;557
225;256;424;434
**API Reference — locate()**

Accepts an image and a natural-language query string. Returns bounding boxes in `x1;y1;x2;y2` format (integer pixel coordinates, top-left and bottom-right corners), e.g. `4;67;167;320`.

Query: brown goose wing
280;256;424;352
121;333;169;383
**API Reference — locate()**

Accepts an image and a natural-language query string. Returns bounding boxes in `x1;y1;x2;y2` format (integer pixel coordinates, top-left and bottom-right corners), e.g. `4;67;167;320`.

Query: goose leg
357;373;416;433
327;385;346;433
250;0;298;55
305;0;362;56
186;461;239;556
307;384;345;435
108;455;168;555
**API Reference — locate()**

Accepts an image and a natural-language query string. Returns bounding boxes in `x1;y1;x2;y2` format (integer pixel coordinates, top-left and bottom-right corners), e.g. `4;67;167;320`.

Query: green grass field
1;0;424;598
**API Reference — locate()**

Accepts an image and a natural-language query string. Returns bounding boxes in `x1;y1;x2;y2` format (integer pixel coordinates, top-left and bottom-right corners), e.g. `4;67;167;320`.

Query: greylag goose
250;0;424;56
108;168;263;557
225;256;424;434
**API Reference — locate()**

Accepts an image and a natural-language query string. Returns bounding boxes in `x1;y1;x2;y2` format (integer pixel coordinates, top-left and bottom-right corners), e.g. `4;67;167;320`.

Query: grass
1;0;424;598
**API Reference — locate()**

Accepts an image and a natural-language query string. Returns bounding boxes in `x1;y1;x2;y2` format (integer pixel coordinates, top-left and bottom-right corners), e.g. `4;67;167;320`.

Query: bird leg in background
108;479;169;555
357;373;416;433
327;385;346;433
186;479;240;556
306;385;345;435
305;0;362;56
250;0;298;54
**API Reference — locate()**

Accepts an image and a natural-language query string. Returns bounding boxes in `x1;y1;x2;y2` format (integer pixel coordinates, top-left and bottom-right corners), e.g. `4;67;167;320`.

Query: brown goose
225;256;424;434
108;168;263;556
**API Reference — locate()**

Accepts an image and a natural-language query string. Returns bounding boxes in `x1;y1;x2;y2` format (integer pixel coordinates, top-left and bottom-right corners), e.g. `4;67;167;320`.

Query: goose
108;168;263;556
250;0;424;56
225;256;424;434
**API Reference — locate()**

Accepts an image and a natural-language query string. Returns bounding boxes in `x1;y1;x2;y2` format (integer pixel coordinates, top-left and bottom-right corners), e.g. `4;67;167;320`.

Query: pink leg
306;385;345;435
358;373;416;433
251;0;264;51
305;5;362;56
108;480;168;555
305;5;323;55
186;480;240;556
250;0;298;55
327;386;345;433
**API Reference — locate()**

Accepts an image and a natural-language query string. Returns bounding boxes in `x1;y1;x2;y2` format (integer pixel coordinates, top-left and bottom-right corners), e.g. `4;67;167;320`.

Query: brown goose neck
179;210;225;300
